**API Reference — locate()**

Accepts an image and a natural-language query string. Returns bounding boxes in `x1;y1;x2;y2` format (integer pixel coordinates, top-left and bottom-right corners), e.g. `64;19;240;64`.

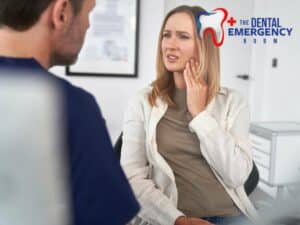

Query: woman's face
161;12;198;72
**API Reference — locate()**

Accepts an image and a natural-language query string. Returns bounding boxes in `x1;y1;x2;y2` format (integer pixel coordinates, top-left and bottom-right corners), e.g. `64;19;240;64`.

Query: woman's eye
162;33;171;38
180;35;190;39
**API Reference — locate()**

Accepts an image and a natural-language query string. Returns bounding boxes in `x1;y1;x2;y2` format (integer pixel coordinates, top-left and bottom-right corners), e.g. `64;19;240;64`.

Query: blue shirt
0;56;140;225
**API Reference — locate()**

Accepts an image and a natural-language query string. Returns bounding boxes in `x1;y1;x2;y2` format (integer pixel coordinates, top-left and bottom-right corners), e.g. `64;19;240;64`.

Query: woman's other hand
189;217;215;225
183;59;208;118
175;216;215;225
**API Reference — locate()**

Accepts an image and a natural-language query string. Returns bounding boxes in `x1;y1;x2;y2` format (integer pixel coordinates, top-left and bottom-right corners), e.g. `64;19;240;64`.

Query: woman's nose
166;36;179;49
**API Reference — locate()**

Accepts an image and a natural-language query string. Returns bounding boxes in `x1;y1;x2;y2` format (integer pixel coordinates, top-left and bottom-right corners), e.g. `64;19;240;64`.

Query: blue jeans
203;215;251;225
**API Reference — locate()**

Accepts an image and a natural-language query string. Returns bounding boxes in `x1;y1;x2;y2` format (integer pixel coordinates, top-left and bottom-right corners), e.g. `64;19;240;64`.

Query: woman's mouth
166;54;179;63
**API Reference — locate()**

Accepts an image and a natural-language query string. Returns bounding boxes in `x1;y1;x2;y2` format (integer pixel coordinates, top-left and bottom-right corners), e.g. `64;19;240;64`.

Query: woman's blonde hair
148;5;221;107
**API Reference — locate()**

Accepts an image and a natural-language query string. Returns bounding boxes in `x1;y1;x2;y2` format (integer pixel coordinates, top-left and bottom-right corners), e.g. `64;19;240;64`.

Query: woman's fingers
191;60;207;88
195;61;202;81
190;59;198;78
198;75;206;86
183;60;208;117
187;61;196;86
190;59;205;88
183;66;192;89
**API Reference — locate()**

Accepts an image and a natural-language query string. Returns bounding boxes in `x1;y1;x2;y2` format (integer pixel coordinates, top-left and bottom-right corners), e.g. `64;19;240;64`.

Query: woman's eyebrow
176;31;191;35
163;29;192;35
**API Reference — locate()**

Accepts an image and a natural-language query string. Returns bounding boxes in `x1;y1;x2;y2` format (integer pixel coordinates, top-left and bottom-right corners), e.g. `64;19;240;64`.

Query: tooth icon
197;8;228;47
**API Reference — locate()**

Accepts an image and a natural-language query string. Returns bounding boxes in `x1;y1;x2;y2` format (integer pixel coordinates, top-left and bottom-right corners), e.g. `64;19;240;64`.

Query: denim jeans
202;215;252;225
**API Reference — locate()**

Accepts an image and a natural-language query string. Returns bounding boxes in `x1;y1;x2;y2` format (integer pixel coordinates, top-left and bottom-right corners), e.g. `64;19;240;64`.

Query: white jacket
121;86;258;225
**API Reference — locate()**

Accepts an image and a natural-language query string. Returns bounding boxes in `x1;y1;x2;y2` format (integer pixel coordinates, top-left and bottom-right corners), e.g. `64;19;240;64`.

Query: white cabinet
250;122;300;197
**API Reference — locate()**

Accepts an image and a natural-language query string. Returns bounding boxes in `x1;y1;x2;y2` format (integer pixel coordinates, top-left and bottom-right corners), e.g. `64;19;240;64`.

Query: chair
114;132;259;196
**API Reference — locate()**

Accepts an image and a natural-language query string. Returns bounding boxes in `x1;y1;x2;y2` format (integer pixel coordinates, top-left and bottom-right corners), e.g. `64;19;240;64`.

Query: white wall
249;0;300;122
51;0;165;142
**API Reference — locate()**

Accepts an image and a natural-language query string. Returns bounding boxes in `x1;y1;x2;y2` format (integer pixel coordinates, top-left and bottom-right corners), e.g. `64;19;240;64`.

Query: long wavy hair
148;5;221;107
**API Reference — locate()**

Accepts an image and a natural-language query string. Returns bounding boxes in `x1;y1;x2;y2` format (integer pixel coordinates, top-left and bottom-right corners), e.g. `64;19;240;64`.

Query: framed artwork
66;0;140;77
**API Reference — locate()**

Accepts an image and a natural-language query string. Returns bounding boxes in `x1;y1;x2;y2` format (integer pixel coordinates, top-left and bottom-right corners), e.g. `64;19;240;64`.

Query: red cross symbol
227;17;236;26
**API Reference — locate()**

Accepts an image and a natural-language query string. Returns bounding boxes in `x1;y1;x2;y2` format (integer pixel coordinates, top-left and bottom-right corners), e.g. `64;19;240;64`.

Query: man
0;0;139;224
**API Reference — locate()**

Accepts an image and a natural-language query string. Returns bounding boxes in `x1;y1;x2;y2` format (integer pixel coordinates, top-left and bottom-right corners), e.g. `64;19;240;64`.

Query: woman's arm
189;103;253;189
184;60;252;189
121;93;184;225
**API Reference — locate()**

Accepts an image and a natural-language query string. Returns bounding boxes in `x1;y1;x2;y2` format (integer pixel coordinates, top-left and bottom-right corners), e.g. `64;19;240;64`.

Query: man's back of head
0;0;84;31
0;0;95;68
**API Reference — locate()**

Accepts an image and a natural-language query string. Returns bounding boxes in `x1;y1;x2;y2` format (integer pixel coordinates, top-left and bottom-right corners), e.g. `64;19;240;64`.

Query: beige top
157;88;240;218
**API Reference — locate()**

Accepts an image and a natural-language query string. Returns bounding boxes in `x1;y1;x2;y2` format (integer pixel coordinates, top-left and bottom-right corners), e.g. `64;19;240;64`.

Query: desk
250;122;300;198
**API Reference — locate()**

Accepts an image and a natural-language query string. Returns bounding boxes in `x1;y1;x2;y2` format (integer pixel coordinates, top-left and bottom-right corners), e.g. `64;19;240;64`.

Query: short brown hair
0;0;84;31
149;5;220;107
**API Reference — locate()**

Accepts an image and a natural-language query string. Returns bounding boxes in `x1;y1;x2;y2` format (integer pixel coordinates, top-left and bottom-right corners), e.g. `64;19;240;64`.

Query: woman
121;5;258;225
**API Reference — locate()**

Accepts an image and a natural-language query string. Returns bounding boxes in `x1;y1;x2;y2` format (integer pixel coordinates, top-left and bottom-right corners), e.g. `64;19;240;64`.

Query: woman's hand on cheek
183;59;208;118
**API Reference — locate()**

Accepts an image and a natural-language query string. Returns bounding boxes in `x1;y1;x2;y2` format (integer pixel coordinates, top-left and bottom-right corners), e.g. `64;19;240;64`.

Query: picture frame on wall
66;0;140;78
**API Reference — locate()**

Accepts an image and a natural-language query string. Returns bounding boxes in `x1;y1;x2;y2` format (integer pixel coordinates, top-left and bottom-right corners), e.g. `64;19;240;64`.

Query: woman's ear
51;0;73;31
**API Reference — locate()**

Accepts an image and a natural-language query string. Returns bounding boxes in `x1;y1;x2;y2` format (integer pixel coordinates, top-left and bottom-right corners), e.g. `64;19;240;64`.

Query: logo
196;8;228;47
196;8;293;46
228;17;293;44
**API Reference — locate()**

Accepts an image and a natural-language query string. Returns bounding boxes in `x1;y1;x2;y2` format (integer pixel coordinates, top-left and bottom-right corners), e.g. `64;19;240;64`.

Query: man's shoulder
49;74;97;110
51;74;93;99
49;74;101;126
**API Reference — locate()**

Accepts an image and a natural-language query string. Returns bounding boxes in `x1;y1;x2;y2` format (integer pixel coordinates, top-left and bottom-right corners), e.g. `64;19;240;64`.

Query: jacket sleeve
121;93;184;225
67;87;139;225
188;97;253;189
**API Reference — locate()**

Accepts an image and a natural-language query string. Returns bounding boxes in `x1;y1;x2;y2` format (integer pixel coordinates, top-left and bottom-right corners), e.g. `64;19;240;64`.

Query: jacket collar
218;87;227;95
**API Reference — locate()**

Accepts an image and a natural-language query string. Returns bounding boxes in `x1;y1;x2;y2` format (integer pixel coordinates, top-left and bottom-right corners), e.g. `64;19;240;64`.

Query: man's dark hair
0;0;84;31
